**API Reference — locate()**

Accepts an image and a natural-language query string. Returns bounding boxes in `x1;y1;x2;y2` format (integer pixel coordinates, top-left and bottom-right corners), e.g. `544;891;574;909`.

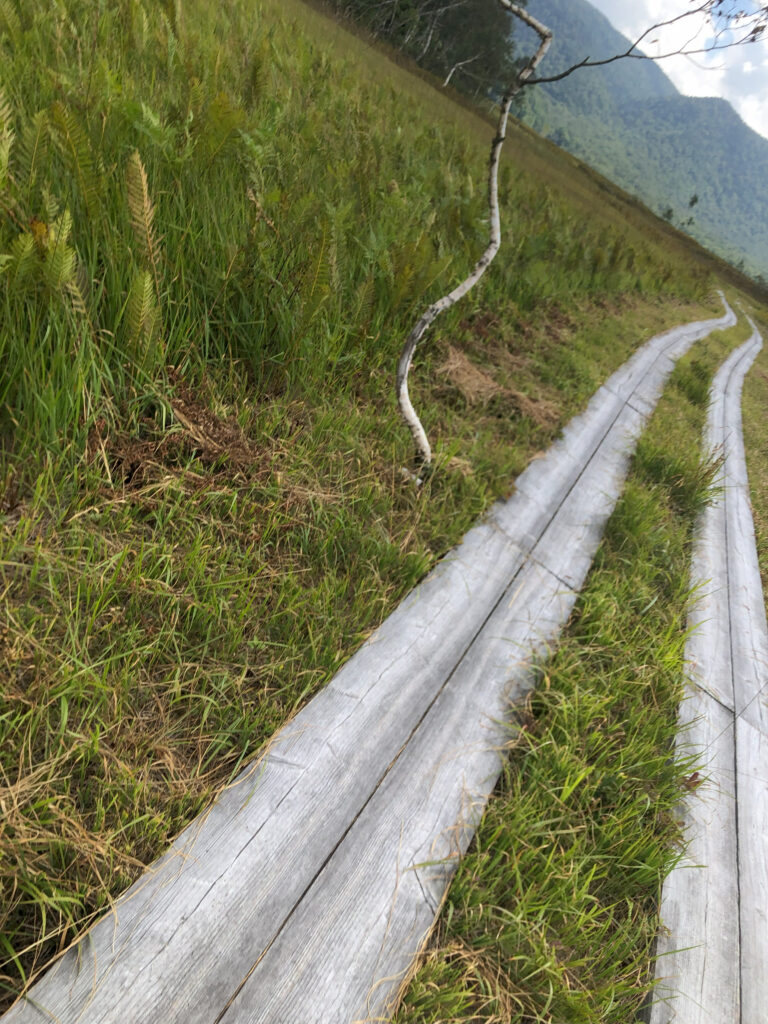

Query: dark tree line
329;2;768;102
328;0;520;96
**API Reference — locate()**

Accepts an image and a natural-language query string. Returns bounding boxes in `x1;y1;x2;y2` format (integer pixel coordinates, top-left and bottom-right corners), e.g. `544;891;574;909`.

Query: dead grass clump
438;345;504;406
439;345;559;429
394;939;529;1023
88;374;269;492
502;388;559;430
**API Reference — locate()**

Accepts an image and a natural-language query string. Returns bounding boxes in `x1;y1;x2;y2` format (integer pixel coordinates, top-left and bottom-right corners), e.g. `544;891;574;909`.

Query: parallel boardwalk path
2;301;735;1024
650;322;768;1024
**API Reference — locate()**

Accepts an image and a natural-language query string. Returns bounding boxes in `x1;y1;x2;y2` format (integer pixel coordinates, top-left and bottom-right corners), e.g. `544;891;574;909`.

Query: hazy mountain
517;0;768;278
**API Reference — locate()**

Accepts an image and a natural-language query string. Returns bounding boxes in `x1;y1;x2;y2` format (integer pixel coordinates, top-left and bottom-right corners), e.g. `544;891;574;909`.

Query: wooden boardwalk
2;301;736;1024
650;322;768;1024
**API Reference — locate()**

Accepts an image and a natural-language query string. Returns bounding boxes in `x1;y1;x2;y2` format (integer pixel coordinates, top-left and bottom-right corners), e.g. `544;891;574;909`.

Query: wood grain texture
650;322;767;1024
736;717;768;1024
222;561;578;1024
2;301;736;1024
650;687;739;1024
722;336;768;732
687;492;733;709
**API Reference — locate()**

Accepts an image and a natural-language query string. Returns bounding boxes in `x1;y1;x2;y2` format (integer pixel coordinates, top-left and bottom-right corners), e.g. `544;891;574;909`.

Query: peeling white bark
396;2;552;472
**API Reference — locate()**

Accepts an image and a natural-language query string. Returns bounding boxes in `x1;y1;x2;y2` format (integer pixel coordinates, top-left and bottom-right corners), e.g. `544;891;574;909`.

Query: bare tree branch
526;2;767;86
443;52;481;86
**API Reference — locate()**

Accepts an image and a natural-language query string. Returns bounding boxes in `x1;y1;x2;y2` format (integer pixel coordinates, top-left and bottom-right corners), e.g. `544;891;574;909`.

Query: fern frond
188;78;205;120
353;275;376;336
16;110;49;192
65;260;99;342
42;211;76;292
128;0;149;50
6;232;36;287
159;12;178;72
42;188;61;227
297;233;331;335
49;101;100;217
390;239;417;307
0;87;14;192
49;208;73;248
199;93;245;163
0;0;21;48
0;126;13;193
125;270;161;364
43;241;76;292
167;0;183;34
0;87;12;131
303;231;330;303
125;149;162;297
244;46;268;108
66;276;88;319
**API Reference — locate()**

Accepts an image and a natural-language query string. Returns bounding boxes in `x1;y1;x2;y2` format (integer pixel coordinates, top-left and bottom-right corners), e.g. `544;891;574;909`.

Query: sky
586;0;768;139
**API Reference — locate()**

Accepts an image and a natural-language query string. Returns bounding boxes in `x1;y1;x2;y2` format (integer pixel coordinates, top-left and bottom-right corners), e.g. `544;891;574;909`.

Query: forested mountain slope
520;0;768;278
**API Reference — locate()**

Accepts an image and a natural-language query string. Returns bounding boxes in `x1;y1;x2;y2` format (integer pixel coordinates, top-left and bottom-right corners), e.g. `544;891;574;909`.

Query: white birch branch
442;53;480;87
396;1;552;476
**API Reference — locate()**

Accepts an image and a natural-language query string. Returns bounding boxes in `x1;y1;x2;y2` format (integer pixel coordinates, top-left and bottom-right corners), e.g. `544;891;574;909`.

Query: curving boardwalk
650;322;768;1024
2;300;736;1024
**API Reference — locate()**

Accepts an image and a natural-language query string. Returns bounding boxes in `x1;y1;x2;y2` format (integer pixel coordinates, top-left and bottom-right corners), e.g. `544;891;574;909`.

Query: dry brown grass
438;344;559;428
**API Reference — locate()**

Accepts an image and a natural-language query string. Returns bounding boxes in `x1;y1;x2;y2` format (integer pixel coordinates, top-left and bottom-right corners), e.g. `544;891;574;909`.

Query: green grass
0;0;719;464
0;0;763;1010
393;319;750;1023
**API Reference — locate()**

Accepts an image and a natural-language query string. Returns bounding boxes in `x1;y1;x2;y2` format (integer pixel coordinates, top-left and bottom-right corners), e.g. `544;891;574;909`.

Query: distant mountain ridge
517;0;768;278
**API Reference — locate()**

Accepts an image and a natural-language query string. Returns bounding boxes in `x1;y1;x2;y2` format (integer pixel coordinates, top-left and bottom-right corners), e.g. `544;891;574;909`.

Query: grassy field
1;0;767;1012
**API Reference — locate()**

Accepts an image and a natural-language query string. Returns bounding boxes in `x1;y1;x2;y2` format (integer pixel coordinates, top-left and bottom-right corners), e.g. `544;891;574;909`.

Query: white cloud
736;93;768;137
585;0;768;138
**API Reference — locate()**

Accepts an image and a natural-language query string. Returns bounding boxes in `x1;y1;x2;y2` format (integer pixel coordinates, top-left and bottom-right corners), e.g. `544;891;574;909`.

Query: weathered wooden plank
3;530;534;1024
723;328;768;1024
604;298;735;410
219;314;739;1023
687;331;763;712
736;716;768;1024
651;322;766;1024
505;388;625;522
686;491;732;708
649;687;739;1024
219;561;579;1024
2;300;736;1024
508;301;736;528
496;304;736;548
722;334;768;731
530;402;646;589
